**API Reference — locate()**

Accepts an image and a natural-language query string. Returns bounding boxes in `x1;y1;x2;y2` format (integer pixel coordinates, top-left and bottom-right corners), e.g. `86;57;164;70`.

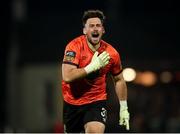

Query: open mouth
92;33;99;38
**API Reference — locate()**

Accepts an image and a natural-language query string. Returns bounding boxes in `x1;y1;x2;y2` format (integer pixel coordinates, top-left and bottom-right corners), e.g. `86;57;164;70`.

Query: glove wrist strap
120;100;128;110
84;64;93;74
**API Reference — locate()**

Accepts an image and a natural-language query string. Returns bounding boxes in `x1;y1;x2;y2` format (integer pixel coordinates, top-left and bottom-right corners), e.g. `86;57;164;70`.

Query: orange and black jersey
62;35;122;105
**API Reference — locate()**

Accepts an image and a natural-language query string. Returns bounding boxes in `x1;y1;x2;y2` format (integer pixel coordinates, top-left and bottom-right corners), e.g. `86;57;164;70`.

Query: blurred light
134;71;157;87
160;71;172;83
123;68;136;82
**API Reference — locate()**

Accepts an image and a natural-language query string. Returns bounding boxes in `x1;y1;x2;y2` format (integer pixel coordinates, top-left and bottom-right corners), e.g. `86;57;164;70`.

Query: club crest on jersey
64;51;76;62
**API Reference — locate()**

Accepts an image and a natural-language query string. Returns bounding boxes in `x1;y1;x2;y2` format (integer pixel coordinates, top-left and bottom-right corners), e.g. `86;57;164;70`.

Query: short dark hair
82;10;106;27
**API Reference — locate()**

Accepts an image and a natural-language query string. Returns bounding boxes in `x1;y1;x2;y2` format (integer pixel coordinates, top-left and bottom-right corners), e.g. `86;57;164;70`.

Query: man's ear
83;28;86;34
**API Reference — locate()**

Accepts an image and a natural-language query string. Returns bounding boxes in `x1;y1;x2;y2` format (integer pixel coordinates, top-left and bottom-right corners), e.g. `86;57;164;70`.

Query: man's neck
87;41;100;52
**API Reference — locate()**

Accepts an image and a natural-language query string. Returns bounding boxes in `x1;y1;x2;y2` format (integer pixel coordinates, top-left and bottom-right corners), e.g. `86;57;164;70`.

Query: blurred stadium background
1;0;180;132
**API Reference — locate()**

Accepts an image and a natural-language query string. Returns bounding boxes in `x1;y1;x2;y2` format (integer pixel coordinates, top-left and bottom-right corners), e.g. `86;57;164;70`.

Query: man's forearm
115;79;128;101
62;65;87;83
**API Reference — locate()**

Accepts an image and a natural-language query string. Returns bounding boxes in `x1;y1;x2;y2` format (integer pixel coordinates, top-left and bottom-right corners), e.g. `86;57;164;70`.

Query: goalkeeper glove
119;100;130;130
84;51;110;74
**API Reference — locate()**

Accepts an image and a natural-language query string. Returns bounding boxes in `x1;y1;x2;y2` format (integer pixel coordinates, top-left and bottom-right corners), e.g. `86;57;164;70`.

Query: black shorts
63;100;107;133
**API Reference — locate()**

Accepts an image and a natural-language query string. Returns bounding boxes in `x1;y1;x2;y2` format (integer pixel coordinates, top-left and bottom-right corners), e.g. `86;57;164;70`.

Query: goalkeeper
61;9;130;133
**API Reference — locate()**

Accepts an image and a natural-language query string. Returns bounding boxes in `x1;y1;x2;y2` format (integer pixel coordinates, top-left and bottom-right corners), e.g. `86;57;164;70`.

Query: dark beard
87;36;100;46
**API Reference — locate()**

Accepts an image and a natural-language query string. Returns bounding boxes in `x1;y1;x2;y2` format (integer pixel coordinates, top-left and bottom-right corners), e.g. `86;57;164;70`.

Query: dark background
1;0;180;132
